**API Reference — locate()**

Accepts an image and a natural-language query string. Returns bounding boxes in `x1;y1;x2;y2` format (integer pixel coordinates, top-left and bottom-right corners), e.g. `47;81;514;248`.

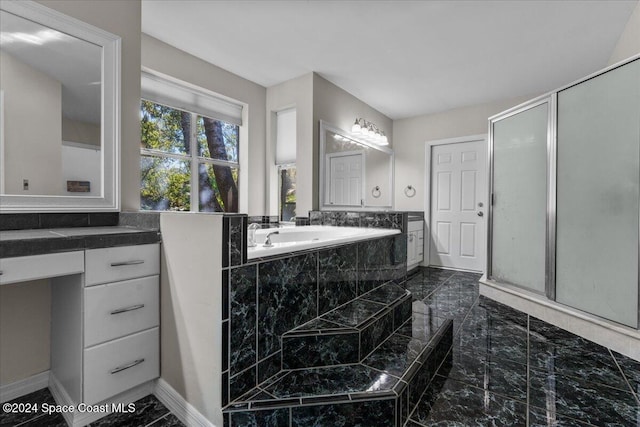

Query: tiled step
282;282;413;369
223;315;453;427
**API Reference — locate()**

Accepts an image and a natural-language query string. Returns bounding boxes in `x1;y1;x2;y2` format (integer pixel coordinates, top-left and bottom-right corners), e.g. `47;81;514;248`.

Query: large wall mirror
319;120;394;210
0;1;120;212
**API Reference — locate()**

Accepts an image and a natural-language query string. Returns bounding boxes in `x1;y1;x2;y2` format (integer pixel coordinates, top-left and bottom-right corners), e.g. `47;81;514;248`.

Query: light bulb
352;118;361;134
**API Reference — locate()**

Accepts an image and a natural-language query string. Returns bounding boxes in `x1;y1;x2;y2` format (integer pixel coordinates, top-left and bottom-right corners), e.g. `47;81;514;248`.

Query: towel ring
371;186;381;198
404;185;416;198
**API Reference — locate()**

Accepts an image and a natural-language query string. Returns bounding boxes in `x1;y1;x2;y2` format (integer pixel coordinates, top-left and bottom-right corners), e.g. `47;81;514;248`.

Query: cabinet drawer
83;327;159;405
85;244;159;286
84;276;159;347
0;251;84;286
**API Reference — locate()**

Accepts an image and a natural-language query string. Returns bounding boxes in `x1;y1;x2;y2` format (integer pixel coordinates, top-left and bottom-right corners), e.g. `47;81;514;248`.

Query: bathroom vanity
407;216;424;272
0;226;161;426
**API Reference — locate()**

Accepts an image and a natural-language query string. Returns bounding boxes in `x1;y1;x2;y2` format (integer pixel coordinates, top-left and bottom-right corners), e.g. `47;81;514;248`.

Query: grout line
14;413;46;427
609;348;640;405
144;412;171;427
526;314;530;427
316;253;320;323
405;418;430;427
255;264;260;385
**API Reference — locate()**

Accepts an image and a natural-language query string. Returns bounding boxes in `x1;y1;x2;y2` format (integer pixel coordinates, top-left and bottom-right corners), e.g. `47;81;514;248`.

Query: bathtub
247;225;401;259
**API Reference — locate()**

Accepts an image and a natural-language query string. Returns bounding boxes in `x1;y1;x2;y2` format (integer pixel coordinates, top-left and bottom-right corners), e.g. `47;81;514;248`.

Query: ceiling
141;0;637;120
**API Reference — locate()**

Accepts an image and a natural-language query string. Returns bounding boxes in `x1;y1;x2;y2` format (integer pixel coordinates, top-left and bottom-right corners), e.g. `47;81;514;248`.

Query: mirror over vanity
319;120;394;210
0;1;120;212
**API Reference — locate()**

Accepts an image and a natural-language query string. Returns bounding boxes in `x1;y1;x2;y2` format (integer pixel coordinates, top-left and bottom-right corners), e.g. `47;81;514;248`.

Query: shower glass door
555;59;640;328
489;99;550;294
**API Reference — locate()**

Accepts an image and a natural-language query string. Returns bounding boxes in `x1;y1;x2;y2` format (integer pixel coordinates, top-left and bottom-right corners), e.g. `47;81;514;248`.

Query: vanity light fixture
351;118;389;145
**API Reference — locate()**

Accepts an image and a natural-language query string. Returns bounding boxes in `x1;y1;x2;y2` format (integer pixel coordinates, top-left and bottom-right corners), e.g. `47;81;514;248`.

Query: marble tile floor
405;267;640;427
3;267;639;426
0;392;184;427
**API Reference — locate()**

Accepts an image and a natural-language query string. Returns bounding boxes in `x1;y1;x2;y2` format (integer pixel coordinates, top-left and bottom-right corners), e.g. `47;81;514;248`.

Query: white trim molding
154;378;215;427
49;373;155;427
480;278;640;362
0;371;50;403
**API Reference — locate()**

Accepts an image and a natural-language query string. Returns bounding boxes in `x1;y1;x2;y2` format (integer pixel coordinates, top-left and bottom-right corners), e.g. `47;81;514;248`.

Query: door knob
477;211;484;217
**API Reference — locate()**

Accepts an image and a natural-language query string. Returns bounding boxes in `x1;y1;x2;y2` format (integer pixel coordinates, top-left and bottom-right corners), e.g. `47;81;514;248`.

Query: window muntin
140;99;239;212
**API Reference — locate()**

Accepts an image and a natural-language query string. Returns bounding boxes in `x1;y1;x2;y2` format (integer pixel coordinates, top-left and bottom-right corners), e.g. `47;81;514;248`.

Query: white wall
312;74;392;213
159;213;223;426
62;117;100;146
392;95;534;211
266;73;393;216
609;1;640;65
0;51;62;195
0;280;50;385
62;144;101;196
265;73;313;216
364;149;393;207
142;34;267;215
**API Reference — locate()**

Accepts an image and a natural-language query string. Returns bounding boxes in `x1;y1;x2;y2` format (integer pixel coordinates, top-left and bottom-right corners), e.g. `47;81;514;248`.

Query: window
279;165;296;221
140;72;241;212
276;108;296;220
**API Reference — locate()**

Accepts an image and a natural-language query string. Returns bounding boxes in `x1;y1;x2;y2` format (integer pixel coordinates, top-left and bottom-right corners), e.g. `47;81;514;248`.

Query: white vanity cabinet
81;244;160;405
2;242;164;424
407;220;424;271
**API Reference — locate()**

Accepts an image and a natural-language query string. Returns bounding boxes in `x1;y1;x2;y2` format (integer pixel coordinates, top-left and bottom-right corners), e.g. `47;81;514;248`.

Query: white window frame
140;99;241;212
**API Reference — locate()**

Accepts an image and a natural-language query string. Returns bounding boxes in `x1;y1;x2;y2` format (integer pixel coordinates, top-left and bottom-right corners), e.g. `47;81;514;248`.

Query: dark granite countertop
0;226;161;258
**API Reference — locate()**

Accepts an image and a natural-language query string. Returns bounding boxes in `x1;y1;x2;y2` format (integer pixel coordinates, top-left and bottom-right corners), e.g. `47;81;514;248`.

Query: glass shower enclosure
487;57;640;329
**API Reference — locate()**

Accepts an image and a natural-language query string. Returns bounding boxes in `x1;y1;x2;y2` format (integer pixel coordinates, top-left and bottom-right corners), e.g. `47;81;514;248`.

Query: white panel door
328;153;363;206
430;140;486;271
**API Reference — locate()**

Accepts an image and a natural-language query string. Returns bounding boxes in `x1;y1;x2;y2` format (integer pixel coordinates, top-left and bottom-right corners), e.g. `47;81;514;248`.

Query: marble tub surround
281;282;412;369
247;215;280;229
224;320;453;427
222;231;407;405
309;210;416;232
222;214;248;268
294;216;310;226
222;279;454;427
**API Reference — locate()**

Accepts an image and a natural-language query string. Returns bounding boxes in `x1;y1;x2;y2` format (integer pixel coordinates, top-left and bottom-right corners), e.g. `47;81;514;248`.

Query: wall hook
371;186;381;198
404;185;416;198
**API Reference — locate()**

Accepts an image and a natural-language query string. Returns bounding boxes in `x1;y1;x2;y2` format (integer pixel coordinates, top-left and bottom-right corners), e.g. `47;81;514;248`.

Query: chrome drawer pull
110;358;145;374
110;304;145;315
110;260;145;267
